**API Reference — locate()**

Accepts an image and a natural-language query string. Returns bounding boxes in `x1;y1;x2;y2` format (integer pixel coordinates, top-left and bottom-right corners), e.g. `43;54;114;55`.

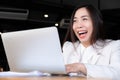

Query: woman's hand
65;63;87;75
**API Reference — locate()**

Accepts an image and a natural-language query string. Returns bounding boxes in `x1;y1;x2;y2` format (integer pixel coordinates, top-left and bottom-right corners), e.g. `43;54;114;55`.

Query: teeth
78;31;87;35
78;31;86;34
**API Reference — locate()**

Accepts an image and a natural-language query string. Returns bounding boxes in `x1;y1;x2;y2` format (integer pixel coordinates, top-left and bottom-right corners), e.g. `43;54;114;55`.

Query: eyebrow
81;15;89;18
74;15;89;19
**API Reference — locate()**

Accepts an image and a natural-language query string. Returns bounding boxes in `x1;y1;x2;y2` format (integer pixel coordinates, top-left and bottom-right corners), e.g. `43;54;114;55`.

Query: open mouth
78;31;87;35
77;31;88;39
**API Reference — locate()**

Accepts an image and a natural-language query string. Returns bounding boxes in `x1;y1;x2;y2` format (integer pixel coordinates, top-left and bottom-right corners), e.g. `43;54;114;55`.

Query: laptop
1;27;66;74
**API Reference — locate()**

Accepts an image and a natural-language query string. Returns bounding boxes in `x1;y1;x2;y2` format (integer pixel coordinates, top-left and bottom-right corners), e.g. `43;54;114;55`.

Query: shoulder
111;39;120;44
105;39;120;47
96;39;120;46
101;39;120;51
94;39;120;52
62;41;80;51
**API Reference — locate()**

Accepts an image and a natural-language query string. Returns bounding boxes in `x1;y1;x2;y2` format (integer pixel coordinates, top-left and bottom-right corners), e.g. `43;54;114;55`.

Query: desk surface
0;76;112;80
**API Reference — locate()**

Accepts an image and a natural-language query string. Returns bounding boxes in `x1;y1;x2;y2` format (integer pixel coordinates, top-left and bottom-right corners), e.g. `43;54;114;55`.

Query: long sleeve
62;41;80;64
62;40;120;80
84;40;120;80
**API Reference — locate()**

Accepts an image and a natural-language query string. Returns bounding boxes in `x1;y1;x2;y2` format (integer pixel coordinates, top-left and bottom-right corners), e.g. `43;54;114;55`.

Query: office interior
0;0;120;71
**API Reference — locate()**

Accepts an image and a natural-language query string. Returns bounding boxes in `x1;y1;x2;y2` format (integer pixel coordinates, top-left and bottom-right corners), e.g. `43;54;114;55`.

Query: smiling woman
62;4;120;80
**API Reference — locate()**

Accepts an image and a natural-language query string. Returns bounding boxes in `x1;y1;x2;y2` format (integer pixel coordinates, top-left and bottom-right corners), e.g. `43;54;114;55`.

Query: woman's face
73;7;93;47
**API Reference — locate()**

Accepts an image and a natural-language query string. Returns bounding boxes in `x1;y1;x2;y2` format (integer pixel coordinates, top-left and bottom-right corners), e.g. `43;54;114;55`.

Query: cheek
90;24;93;33
86;23;93;32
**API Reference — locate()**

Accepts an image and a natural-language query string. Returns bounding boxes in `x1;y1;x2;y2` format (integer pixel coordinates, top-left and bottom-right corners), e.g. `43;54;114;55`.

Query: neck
81;42;91;48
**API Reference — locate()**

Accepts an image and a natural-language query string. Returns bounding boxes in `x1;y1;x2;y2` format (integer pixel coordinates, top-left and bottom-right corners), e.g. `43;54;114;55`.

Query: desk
0;76;112;80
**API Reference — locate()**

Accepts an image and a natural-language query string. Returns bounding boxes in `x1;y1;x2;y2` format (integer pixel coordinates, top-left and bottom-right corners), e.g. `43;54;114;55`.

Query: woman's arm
64;40;120;80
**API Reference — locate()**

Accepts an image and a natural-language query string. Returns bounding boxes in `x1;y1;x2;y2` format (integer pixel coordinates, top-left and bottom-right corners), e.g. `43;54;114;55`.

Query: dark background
0;0;120;71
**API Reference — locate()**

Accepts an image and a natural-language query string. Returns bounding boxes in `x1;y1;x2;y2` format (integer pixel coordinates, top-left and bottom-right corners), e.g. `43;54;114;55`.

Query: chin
80;39;89;43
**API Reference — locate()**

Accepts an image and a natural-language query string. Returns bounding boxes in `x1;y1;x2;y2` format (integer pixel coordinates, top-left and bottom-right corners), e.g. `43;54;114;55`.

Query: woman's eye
83;18;88;21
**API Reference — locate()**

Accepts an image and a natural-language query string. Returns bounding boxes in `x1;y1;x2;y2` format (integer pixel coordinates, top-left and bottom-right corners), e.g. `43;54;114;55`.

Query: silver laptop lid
1;27;66;74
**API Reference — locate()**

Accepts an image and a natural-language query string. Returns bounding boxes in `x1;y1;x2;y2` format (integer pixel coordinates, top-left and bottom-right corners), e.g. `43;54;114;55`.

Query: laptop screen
1;27;66;74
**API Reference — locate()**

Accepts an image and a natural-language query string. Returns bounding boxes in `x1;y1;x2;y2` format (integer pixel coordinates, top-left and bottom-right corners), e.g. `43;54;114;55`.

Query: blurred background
0;0;120;71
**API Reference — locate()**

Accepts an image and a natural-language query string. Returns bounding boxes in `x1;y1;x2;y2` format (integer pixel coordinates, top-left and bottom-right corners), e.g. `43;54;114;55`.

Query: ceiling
0;0;78;28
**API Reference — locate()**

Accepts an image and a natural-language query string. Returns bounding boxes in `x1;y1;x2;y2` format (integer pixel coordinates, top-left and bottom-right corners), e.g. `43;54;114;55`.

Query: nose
76;21;83;28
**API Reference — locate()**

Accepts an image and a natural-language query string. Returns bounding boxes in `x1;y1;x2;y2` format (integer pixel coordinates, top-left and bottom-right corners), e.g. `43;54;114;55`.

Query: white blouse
62;40;120;80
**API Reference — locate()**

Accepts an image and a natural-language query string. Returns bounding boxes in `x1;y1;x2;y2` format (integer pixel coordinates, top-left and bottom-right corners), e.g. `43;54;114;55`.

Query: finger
66;65;71;73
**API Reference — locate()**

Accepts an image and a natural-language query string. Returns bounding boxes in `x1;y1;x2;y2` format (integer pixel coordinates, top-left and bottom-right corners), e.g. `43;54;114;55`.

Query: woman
62;4;120;80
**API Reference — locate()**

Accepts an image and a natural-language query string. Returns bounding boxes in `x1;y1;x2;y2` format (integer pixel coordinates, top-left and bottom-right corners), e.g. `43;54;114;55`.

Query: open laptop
1;27;66;74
